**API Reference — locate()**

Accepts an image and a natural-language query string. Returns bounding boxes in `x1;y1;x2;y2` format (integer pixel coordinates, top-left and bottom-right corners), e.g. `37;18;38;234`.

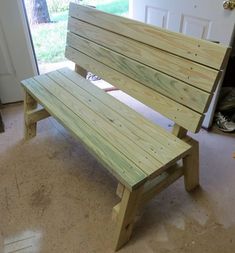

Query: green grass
50;11;68;22
31;20;67;63
31;0;128;63
97;0;128;15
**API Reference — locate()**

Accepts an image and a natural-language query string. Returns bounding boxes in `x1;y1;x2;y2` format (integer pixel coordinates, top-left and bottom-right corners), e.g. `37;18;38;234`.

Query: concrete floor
0;91;235;253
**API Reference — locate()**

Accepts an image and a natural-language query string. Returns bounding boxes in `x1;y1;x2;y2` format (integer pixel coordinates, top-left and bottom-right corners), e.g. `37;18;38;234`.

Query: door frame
0;0;38;103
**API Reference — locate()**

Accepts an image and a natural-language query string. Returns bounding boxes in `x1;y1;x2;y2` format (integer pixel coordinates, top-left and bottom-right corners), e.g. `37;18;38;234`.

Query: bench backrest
65;3;231;133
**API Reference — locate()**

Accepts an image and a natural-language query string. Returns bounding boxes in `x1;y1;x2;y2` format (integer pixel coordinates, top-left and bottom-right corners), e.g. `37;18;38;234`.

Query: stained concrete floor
0;91;235;253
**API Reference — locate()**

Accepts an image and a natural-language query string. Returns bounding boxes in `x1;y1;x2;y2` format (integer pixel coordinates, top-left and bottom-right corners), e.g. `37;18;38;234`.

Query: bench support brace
183;137;199;191
172;124;199;192
26;108;50;125
75;64;87;78
116;183;125;198
24;91;38;140
113;185;144;251
24;90;50;140
112;164;184;220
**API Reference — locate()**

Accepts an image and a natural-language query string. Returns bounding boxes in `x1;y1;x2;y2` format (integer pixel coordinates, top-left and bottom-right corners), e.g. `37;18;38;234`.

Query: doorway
23;0;129;74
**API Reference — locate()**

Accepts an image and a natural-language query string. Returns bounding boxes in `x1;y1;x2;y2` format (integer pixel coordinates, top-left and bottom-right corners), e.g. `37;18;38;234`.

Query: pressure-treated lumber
68;17;220;92
75;63;87;78
141;164;184;205
69;2;230;69
24;91;37;140
66;34;211;114
113;185;144;251
26;108;50;125
65;47;204;133
34;75;164;176
116;183;125;199
183;137;200;191
112;163;184;221
22;78;147;190
21;4;231;251
48;69;191;165
22;70;191;182
172;124;187;139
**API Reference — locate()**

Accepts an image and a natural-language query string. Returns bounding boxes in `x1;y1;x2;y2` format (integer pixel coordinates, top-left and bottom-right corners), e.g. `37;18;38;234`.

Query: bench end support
24;91;37;140
183;138;199;191
113;185;144;251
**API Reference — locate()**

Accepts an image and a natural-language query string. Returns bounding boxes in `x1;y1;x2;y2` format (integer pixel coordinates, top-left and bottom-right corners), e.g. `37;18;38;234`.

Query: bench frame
23;65;199;251
22;3;230;251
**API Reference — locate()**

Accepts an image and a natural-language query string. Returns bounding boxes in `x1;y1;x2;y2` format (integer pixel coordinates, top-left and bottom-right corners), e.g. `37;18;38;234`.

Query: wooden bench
21;3;231;251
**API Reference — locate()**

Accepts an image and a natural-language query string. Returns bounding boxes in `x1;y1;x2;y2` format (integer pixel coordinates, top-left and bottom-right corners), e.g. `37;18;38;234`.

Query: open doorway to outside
23;0;129;74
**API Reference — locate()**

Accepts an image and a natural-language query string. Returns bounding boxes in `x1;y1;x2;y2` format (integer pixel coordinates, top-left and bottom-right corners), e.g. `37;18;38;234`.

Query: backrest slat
66;3;231;133
65;46;204;133
69;3;230;70
68;17;220;93
67;32;211;114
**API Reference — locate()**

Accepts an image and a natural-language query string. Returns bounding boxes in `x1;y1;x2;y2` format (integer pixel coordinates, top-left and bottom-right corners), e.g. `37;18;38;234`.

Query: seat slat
65;48;204;133
58;68;192;151
69;3;230;69
33;74;166;177
68;17;220;92
22;78;147;190
67;33;211;113
46;70;190;166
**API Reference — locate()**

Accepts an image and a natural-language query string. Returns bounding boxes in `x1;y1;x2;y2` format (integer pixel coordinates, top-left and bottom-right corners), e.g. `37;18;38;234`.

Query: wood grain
26;108;50;124
47;70;190;166
183;137;199;191
58;67;191;154
68;17;220;92
113;185;144;251
65;47;204;133
22;78;147;190
69;3;230;69
24;90;37;140
66;34;211;114
33;74;165;177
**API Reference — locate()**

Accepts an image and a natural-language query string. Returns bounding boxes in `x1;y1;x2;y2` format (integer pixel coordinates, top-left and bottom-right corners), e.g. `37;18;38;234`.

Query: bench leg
116;183;125;198
75;64;87;78
24;90;37;140
183;138;199;191
113;185;144;251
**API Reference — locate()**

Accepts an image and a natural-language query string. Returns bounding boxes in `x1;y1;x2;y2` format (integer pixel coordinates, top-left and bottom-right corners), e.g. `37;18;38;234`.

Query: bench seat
22;67;191;191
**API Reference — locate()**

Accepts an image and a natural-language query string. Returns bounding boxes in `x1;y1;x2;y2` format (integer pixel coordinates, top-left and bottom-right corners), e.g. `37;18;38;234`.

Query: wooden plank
69;3;230;70
113;185;144;251
24;90;37;140
112;202;143;224
141;164;184;205
26;108;50;124
172;124;187;139
116;183;125;198
47;70;190;166
113;164;184;221
57;68;192;154
75;64;87;78
183;137;199;191
65;49;204;133
68;17;220;92
112;203;120;222
67;34;211;114
33;74;166;177
21;78;147;190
